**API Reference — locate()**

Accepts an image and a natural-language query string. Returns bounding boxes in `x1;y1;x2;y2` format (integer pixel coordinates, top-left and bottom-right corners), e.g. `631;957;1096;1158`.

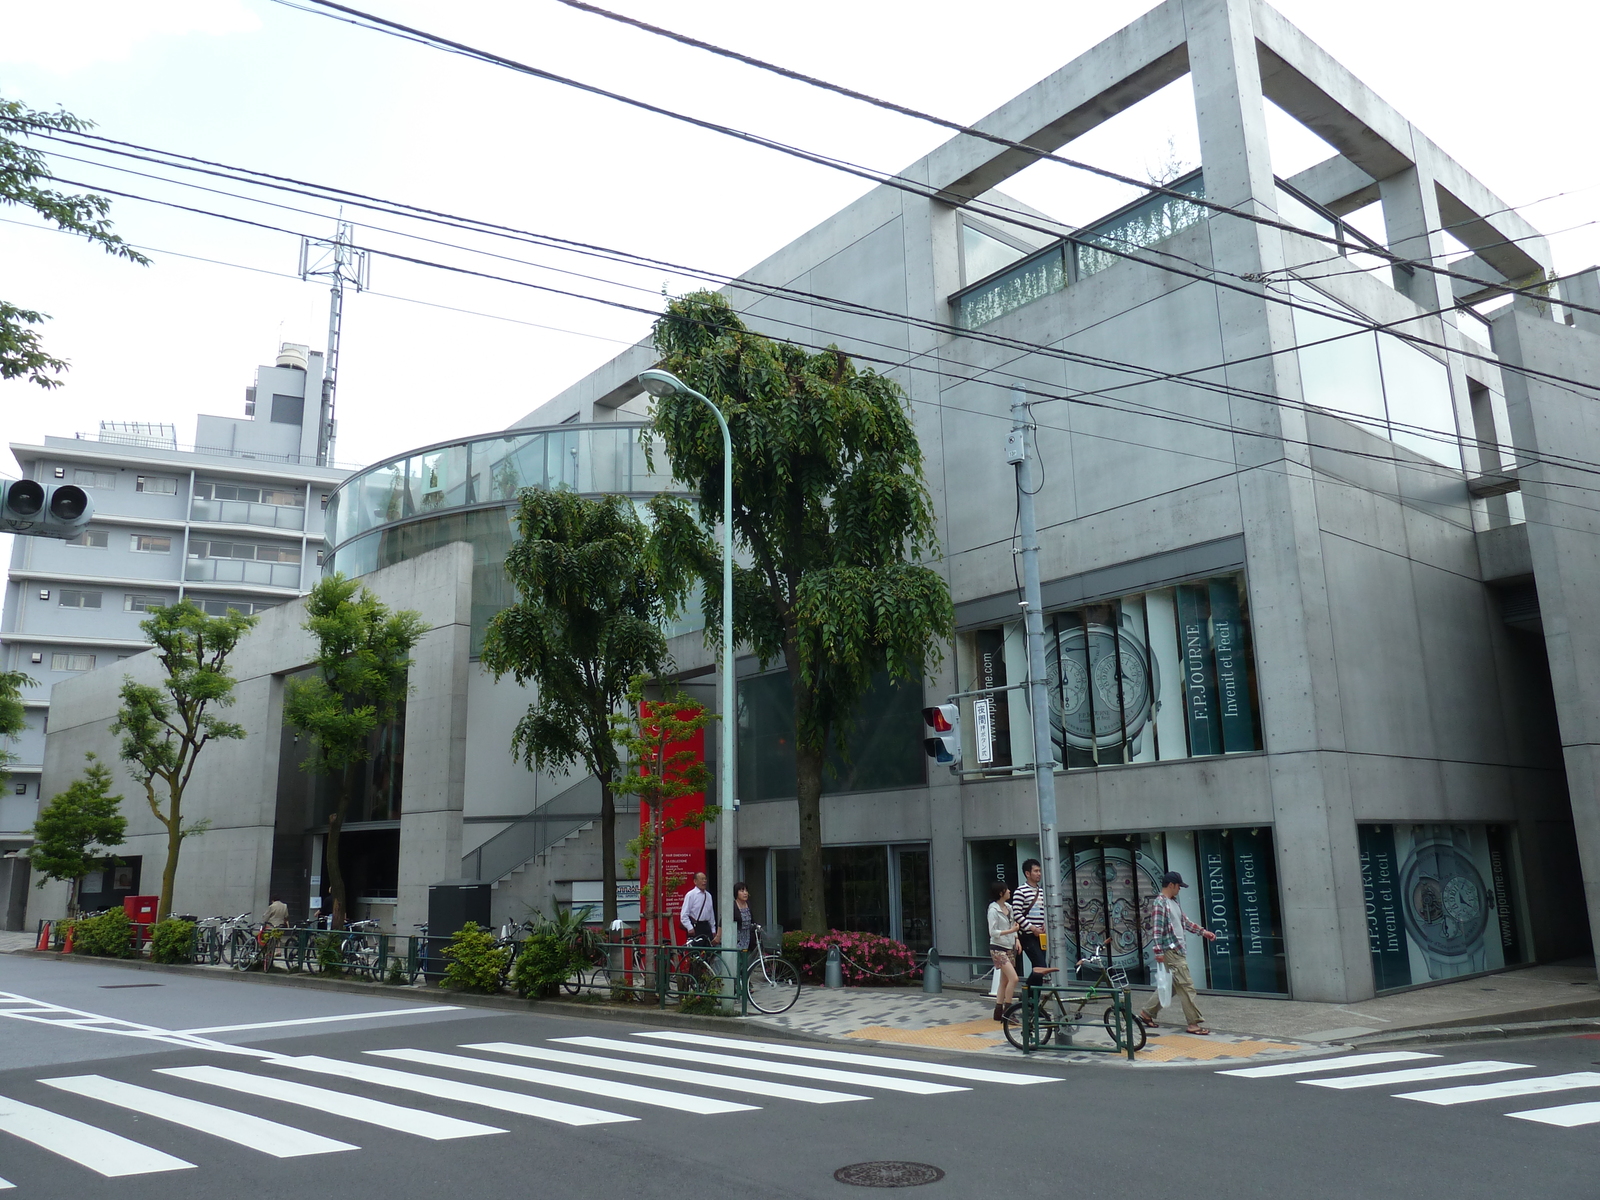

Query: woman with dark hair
732;882;757;956
987;879;1020;1020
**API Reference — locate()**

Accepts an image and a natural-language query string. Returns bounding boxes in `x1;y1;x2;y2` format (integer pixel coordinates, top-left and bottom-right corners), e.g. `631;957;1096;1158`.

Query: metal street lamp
637;369;737;967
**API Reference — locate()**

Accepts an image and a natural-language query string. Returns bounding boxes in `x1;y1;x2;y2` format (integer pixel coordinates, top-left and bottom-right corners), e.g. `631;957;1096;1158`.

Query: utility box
425;880;493;983
123;895;159;941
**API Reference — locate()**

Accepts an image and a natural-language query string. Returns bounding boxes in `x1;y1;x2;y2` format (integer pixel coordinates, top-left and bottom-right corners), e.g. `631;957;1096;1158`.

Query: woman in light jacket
987;879;1020;1021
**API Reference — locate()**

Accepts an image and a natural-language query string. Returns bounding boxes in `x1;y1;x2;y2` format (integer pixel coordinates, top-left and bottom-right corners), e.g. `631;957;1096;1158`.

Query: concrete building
27;0;1600;1003
1;343;349;921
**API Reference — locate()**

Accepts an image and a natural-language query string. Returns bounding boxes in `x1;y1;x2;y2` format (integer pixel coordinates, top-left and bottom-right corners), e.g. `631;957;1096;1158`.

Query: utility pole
1007;386;1070;971
299;219;369;467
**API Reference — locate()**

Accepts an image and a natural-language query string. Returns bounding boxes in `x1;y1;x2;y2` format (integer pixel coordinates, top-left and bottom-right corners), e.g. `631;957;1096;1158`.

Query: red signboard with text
636;705;707;945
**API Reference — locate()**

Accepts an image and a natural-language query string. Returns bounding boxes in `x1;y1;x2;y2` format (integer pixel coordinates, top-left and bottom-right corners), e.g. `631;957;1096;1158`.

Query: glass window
135;476;177;495
737;669;926;802
65;529;108;548
73;469;116;489
57;589;102;609
1358;822;1522;990
270;393;304;425
1293;303;1388;437
129;534;172;554
1378;334;1461;469
1274;184;1336;239
961;222;1030;285
51;652;96;671
124;594;170;612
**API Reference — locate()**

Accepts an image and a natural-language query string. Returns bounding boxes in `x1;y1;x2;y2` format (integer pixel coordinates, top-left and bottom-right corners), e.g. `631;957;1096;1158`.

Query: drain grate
834;1162;945;1188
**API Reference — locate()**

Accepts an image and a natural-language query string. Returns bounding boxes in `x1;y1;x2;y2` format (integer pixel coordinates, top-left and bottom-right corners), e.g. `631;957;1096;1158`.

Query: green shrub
315;932;345;975
440;922;510;994
385;956;407;985
149;918;195;964
71;908;135;958
512;932;576;999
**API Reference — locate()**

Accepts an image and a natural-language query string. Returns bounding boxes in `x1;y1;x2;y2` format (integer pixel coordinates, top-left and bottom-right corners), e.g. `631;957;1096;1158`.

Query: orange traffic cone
61;923;74;954
35;922;49;952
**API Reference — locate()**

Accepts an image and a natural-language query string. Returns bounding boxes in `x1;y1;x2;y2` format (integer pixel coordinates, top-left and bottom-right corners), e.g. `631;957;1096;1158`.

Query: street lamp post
637;370;737;968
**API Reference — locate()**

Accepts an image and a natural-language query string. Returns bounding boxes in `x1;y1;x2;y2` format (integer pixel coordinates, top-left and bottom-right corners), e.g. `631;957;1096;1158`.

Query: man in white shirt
680;872;717;945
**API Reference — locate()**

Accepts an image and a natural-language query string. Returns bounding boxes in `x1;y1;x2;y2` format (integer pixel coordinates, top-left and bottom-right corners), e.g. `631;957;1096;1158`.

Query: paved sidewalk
0;931;39;954
741;960;1600;1067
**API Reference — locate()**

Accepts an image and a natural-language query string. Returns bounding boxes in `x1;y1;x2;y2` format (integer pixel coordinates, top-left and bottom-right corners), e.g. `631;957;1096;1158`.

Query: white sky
1;0;1596;482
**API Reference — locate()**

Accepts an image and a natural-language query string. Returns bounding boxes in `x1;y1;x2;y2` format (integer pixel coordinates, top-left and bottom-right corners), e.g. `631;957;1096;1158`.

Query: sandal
1186;1025;1212;1035
1136;1013;1159;1030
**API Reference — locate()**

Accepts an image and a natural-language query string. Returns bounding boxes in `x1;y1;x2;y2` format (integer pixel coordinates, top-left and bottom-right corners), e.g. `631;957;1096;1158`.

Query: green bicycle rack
1018;983;1142;1061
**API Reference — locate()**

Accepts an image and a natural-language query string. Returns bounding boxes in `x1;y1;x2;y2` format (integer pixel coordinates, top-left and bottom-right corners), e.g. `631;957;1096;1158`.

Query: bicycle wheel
1104;1005;1147;1052
744;957;800;1014
1003;997;1059;1050
343;934;379;979
231;937;260;972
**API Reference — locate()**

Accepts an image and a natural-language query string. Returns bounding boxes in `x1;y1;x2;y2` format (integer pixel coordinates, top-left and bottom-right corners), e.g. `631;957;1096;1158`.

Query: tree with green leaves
0;669;34;790
480;490;677;924
613;676;717;948
283;575;425;929
648;291;953;935
1;96;149;388
111;601;256;920
25;753;126;916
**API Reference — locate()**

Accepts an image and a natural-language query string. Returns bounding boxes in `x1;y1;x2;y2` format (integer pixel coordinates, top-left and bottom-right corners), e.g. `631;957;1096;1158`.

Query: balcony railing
190;497;306;531
184;558;302;589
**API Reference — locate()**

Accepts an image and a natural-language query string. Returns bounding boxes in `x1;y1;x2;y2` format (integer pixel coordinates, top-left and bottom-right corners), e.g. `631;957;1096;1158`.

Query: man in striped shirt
1011;859;1048;978
1138;871;1217;1035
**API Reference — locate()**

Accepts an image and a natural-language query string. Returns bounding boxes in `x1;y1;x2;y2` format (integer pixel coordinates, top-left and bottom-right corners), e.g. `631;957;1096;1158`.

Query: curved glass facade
324;423;694;653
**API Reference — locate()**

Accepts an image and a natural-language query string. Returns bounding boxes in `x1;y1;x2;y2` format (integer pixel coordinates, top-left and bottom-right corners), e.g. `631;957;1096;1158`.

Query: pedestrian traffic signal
1;478;93;538
922;704;961;768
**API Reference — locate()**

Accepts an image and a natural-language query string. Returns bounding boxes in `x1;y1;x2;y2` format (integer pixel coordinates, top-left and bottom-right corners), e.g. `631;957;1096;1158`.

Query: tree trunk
67;876;79;918
326;805;348;929
159;806;183;921
600;778;617;925
795;739;827;934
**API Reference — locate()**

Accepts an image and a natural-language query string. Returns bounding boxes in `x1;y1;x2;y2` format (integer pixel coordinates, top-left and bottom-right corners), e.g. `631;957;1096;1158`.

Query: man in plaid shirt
1138;871;1217;1035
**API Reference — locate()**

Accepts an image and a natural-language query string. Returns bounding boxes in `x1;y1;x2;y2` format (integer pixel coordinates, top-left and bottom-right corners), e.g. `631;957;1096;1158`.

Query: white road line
370;1048;758;1115
274;1055;635;1127
1509;1100;1600;1128
0;1174;11;1188
464;1043;865;1105
158;1066;507;1140
1395;1071;1600;1106
1304;1061;1531;1090
41;1075;358;1158
1219;1052;1439;1079
634;1031;1062;1085
553;1037;966;1095
0;1095;195;1178
179;1007;463;1035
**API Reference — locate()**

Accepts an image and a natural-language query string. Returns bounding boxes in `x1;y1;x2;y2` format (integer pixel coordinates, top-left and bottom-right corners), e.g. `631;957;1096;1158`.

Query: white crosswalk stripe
367;1048;758;1115
1509;1100;1600;1128
156;1066;508;1139
1396;1072;1600;1106
464;1042;867;1104
41;1075;358;1158
552;1036;967;1094
1301;1061;1531;1090
1219;1052;1439;1079
633;1031;1063;1085
0;1095;195;1177
272;1054;637;1126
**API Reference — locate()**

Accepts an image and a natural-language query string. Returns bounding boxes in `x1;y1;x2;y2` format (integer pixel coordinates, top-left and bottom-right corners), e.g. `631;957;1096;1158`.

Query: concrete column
395;553;473;933
1185;0;1372;1000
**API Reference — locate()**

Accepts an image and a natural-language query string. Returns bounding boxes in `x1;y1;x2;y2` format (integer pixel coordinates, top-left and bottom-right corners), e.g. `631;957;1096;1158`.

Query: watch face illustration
1048;615;1158;752
1400;842;1490;958
1067;849;1163;969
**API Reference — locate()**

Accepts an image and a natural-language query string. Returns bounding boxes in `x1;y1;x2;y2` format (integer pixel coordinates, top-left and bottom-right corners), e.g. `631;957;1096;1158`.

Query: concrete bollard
825;944;844;988
922;947;942;994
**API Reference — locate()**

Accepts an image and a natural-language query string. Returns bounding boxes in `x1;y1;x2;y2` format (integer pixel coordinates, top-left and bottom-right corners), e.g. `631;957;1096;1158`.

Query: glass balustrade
189;498;307;530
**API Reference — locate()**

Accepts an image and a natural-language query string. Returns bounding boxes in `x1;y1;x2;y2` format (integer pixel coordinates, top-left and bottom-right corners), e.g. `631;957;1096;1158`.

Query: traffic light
1;478;93;539
922;704;961;768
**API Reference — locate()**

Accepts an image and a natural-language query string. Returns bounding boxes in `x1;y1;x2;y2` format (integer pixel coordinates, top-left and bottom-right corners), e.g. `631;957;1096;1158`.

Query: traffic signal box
1;478;93;539
921;704;961;769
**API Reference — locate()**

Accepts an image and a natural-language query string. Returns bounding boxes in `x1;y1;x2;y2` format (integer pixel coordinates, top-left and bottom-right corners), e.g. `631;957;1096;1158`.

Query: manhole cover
834;1162;945;1188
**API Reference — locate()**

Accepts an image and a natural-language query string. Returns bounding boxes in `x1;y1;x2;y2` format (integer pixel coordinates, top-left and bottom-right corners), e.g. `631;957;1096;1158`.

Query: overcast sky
2;0;1596;482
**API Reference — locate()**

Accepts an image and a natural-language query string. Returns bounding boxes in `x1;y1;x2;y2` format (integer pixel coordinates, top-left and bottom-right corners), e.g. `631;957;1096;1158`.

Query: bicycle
741;924;801;1014
340;919;382;979
1001;938;1146;1053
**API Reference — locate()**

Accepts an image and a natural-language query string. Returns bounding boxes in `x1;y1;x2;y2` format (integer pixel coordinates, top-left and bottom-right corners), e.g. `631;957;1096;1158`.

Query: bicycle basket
757;926;783;951
1107;967;1131;989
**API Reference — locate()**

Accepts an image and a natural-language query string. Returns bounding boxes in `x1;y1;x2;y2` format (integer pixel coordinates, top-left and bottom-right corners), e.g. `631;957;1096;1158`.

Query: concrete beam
1434;173;1549;282
927;0;1190;200
1283;154;1378;216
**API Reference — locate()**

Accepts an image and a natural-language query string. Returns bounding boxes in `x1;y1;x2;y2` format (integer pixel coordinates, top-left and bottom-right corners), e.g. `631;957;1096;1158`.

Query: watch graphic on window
1399;829;1491;979
1048;609;1160;758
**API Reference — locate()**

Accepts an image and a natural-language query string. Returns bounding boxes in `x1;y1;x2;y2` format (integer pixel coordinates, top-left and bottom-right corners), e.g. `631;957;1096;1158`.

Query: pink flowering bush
782;929;921;987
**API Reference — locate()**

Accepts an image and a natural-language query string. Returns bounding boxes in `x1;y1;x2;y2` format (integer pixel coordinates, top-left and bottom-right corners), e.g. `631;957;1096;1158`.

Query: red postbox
124;895;159;942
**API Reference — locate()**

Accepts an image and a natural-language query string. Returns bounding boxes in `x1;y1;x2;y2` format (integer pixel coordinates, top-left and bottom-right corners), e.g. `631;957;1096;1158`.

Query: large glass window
1359;822;1524;990
766;843;930;945
957;571;1261;771
737;669;926;802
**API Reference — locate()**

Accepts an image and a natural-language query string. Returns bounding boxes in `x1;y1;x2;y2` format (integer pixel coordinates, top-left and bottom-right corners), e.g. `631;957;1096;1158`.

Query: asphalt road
2;953;1598;1198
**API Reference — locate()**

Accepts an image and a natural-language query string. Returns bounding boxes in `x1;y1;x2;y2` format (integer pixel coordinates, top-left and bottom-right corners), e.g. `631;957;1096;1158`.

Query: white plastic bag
988;968;1002;997
1154;961;1174;1008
